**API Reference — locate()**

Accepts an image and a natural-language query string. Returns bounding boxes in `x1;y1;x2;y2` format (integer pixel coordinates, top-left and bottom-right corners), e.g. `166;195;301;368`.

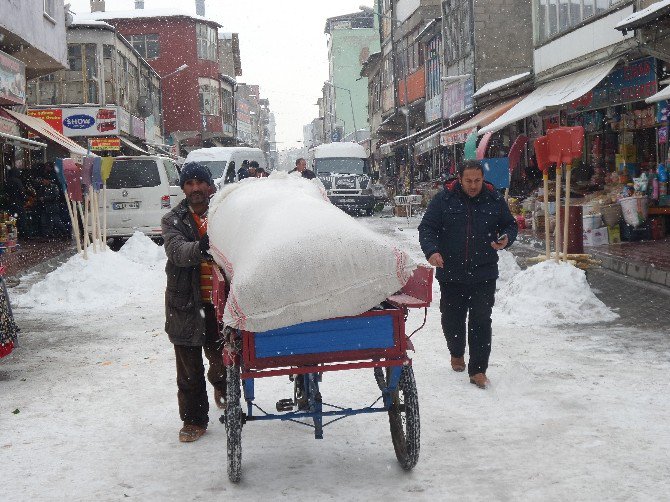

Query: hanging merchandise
0;269;19;359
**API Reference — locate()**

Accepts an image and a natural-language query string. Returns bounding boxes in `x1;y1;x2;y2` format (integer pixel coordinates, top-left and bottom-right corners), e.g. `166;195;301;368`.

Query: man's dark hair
457;160;484;177
249;161;259;168
296;158;305;166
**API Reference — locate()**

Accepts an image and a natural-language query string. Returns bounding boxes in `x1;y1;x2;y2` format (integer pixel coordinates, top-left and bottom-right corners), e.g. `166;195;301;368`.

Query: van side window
224;161;236;184
163;159;180;186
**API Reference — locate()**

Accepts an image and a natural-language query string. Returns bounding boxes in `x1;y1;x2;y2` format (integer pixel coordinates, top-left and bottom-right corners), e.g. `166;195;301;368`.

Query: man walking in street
418;160;518;389
290;157;316;179
161;162;226;442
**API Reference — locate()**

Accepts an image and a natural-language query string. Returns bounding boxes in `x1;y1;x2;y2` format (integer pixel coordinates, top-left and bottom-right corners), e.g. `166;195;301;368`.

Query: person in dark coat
418;160;518;389
5;167;28;238
289;157;316;179
237;160;250;181
161;161;226;442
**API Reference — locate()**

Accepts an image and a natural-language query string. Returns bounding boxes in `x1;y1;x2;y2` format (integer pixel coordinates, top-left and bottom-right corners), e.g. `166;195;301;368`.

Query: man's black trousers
173;304;227;428
439;280;497;376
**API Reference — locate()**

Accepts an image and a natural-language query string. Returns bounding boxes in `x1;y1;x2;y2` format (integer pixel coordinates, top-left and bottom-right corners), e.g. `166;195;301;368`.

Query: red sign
89;137;121;151
28;109;63;134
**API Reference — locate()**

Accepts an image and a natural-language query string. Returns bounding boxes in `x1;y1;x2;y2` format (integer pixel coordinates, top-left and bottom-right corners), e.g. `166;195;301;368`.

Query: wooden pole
554;165;562;263
562;164;573;261
543;173;550;260
76;201;88;260
63;192;82;255
102;183;108;249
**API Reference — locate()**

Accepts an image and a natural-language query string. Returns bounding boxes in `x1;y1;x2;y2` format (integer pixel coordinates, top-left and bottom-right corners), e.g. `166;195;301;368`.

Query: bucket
619;196;649;228
582;213;603;231
601;203;622;227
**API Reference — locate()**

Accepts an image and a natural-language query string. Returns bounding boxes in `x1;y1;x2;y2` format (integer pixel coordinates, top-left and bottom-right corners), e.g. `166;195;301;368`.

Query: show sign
569;57;657;112
29;107;119;137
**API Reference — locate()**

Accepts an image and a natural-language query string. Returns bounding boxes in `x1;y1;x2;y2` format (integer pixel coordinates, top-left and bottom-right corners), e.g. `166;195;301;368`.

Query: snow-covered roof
70;17;115;30
77;8;221;27
313;142;367;159
185;147;262;162
615;0;670;31
473;72;532;98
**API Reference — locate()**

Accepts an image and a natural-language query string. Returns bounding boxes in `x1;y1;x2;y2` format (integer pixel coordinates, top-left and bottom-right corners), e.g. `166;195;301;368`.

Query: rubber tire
226;364;242;483
387;366;420;470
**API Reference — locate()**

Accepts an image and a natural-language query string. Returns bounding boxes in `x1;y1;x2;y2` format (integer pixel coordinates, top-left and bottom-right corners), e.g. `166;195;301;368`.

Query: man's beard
186;191;207;205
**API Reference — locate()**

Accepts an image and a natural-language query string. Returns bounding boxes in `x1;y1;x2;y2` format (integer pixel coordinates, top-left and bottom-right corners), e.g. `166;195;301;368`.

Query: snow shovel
547;129;570;263
54;158;81;255
548;126;584;261
81;157;96;253
100;157;114;248
63;158;85;258
534;136;552;261
91;157;104;251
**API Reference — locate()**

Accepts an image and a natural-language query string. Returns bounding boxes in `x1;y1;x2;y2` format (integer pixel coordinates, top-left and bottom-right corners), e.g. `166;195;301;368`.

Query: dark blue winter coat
418;179;518;284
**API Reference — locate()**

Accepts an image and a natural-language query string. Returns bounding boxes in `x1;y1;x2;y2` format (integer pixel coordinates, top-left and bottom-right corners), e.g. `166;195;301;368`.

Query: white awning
645;85;670;103
4;109;89;159
478;59;619;136
615;0;670;33
473;72;531;98
120;136;150;155
0;131;47;150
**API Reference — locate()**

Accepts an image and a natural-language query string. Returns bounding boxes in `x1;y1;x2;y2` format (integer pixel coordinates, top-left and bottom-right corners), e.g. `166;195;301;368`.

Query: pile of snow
496;249;521;288
208;171;416;332
15;232;166;314
494;260;618;326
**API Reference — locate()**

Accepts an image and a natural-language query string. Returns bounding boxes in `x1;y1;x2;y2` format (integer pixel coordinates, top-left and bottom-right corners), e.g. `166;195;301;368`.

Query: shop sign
61;107;119;137
441;126;477;147
28;109;64;134
425;94;442;123
89;137;121;151
0;50;26;105
117;107;130;134
569;57;657;112
131;115;145;140
414;133;440;156
442;78;473;119
0;116;20;137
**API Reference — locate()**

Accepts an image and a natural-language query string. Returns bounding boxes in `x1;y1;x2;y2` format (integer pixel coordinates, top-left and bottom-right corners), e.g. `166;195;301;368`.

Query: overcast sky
67;0;375;149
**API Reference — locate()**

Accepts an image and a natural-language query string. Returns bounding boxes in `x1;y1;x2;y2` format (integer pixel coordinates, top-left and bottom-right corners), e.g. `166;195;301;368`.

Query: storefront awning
379;122;442;155
441;96;524;146
414;130;441;156
0;131;47;150
478;59;618;136
615;0;670;34
645;84;670;104
120;136;150;155
3;109;89;159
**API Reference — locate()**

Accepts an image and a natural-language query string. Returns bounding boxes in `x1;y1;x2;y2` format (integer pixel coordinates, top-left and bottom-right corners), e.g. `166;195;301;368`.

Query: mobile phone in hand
497;233;508;243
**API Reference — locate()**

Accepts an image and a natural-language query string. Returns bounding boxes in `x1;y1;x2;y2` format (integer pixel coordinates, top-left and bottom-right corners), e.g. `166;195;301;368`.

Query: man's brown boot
469;373;489;389
179;424;206;443
450;356;466;372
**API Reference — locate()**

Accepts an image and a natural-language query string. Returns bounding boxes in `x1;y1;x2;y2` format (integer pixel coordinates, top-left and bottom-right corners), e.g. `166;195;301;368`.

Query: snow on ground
2;213;668;500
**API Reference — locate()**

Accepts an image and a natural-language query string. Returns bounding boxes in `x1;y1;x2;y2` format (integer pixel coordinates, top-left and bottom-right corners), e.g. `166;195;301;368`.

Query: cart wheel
388;366;420;470
226;364;243;483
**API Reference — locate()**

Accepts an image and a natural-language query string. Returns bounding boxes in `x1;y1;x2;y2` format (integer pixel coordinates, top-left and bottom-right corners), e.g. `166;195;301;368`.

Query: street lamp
359;5;414;193
324;81;357;142
161;64;188;79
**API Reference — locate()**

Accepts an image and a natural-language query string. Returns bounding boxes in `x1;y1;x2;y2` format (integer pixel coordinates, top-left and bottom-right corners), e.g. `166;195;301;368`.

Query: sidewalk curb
6;248;77;289
515;233;669;289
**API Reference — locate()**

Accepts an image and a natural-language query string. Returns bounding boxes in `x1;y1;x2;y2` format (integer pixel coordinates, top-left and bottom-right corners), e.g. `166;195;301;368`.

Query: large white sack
207;171;416;332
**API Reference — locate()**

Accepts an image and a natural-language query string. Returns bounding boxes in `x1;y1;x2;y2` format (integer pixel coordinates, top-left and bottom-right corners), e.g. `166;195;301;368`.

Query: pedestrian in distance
289;157;316;180
418;160;518;389
237;160;250;181
161;161;227;443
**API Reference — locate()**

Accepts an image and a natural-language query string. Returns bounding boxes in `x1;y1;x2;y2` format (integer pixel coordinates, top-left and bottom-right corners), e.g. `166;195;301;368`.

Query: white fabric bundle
207;171;415;332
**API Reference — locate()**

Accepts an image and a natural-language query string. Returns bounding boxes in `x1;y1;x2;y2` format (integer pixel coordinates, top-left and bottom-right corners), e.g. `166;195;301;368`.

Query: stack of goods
207;172;416;333
0;213;18;255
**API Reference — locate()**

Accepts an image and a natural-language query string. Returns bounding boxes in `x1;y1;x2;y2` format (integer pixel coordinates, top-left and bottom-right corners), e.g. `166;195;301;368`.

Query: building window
443;0;472;65
129;34;160;60
196;23;217;61
426;35;442;100
536;0;628;44
199;78;220;116
68;44;82;71
43;0;56;18
65;44;99;104
222;87;234;125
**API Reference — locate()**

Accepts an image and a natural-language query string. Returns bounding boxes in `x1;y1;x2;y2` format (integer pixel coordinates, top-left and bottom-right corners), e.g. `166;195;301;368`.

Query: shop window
129;34;160;60
196;23;217;61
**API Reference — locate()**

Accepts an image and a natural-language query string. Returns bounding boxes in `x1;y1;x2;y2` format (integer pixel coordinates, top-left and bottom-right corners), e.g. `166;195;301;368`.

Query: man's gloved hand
199;234;210;255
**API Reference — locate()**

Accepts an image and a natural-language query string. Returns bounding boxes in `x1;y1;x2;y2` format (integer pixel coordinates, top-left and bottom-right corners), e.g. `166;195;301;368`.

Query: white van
184;147;267;187
103;155;181;241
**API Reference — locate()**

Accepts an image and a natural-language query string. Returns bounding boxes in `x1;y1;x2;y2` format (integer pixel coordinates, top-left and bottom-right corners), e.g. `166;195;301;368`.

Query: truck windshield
197;160;228;179
315;157;368;175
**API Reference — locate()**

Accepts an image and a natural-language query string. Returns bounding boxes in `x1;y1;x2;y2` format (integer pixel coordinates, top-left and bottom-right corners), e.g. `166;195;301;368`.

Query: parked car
184;147;267;187
103;155;181;243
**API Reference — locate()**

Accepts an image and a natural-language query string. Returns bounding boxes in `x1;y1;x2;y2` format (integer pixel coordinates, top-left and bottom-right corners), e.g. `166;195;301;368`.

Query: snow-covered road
2;215;668;501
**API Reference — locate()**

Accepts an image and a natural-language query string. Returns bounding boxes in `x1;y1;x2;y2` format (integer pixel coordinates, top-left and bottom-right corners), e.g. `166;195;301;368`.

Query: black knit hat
179;162;213;188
